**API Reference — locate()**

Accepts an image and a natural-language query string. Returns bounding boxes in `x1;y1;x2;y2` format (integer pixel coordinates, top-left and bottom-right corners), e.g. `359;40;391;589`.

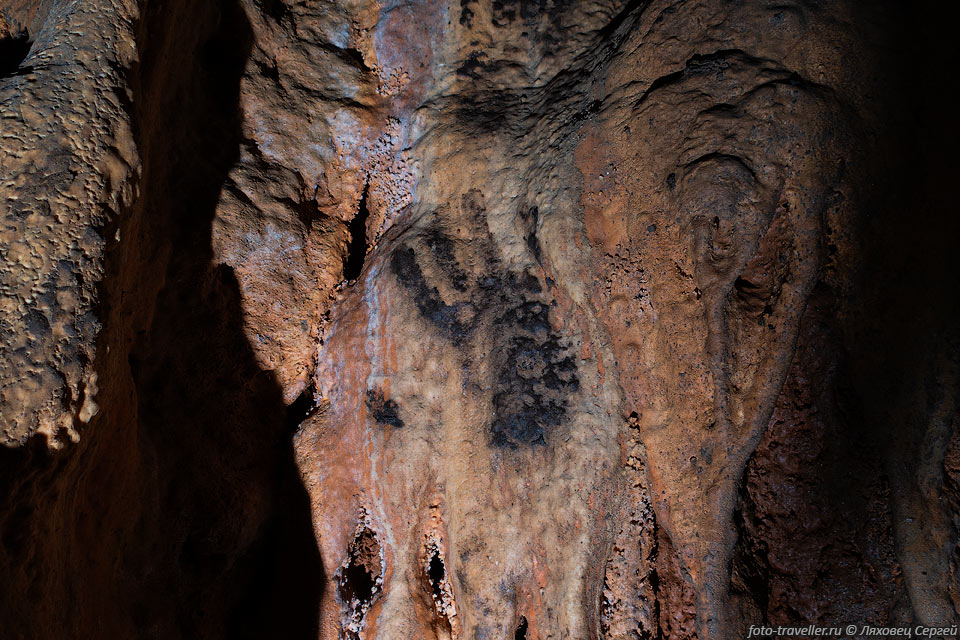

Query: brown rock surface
1;0;958;638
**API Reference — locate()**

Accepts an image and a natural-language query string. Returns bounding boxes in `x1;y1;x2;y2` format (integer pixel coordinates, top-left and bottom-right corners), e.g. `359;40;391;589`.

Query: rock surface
1;0;958;638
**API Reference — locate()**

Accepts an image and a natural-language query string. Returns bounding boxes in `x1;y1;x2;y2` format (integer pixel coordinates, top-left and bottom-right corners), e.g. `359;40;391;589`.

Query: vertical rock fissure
422;535;458;635
344;179;371;281
428;549;446;602
337;519;384;639
515;615;528;640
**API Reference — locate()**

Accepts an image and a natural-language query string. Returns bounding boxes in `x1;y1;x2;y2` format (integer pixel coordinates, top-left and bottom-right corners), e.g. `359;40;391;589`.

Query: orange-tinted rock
1;0;958;638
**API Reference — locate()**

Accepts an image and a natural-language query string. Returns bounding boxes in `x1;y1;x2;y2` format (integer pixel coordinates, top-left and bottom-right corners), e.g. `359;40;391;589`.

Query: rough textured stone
1;0;958;638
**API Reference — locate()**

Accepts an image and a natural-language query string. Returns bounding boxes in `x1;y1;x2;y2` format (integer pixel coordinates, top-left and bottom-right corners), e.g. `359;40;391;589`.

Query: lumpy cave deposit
1;0;958;638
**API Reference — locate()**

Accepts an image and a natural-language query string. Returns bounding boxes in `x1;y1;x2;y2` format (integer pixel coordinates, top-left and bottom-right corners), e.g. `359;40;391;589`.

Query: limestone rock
1;0;958;638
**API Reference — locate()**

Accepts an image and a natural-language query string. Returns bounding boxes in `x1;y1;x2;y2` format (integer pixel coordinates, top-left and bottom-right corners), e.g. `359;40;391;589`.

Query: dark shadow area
0;0;58;77
0;22;31;78
730;0;960;625
724;0;960;625
124;0;324;637
848;0;960;620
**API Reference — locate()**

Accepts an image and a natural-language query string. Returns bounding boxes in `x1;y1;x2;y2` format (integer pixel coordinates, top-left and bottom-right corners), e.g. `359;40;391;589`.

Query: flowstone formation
1;0;958;639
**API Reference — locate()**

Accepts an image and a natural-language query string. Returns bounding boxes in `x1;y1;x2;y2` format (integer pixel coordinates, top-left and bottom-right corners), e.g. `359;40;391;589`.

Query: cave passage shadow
128;0;324;637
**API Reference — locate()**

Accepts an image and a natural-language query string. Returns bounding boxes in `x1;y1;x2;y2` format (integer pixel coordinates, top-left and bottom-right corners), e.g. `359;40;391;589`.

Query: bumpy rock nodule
1;0;958;638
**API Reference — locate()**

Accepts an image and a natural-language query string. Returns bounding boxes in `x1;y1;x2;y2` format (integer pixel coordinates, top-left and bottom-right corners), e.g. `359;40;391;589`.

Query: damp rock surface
1;0;959;638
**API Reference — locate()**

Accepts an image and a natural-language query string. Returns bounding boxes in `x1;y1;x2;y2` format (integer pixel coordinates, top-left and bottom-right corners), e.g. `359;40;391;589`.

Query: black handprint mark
390;190;580;449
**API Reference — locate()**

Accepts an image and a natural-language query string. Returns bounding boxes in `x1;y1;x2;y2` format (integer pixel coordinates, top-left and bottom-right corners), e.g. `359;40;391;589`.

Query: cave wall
0;0;957;639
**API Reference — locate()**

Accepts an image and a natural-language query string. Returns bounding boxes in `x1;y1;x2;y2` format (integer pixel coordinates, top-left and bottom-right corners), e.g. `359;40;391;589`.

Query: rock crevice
1;0;958;638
